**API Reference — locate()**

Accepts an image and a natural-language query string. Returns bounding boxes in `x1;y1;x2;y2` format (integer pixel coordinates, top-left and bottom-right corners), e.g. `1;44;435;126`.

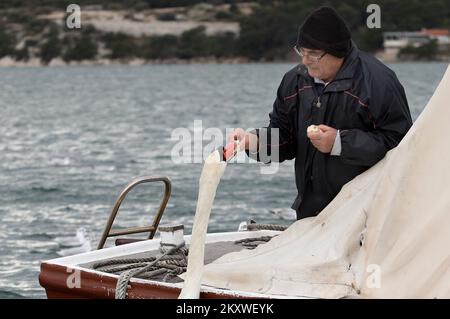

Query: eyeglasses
293;45;327;62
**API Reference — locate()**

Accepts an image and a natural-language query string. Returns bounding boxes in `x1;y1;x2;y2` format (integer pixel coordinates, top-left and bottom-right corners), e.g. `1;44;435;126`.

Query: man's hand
228;128;259;152
307;124;337;153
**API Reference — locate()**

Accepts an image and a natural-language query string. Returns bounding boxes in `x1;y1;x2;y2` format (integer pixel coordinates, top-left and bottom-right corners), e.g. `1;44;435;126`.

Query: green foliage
23;18;47;34
141;28;237;60
178;26;208;59
0;29;16;58
142;35;179;59
399;39;439;60
102;32;138;59
63;33;98;61
353;28;383;52
156;13;177;21
13;47;29;61
237;3;306;60
40;28;62;64
6;11;31;23
229;3;240;15
208;31;237;57
215;11;234;20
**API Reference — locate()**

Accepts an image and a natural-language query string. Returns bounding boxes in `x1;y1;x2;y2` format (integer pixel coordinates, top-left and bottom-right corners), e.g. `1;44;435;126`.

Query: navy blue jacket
251;45;412;219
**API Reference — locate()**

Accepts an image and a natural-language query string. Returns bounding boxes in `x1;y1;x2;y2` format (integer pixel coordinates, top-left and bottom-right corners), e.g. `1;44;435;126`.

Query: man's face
299;48;343;82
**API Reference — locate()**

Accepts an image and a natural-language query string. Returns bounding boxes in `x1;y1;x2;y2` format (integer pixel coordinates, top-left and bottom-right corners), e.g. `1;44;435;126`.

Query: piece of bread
307;125;319;134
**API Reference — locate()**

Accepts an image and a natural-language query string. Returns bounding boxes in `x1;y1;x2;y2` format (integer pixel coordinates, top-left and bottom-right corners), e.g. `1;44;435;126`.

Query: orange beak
218;142;238;162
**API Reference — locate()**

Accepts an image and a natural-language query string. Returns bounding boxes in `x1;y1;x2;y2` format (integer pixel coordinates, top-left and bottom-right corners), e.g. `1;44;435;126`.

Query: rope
247;223;287;231
114;243;186;299
235;235;275;244
234;223;288;248
97;224;285;298
93;257;156;269
234;235;277;249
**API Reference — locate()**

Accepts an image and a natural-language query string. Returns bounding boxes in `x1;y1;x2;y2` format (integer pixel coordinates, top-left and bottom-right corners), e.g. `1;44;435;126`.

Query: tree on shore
40;27;62;64
0;29;16;58
63;33;98;62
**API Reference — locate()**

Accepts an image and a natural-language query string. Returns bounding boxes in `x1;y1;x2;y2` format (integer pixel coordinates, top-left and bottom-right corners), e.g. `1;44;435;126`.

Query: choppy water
0;62;447;298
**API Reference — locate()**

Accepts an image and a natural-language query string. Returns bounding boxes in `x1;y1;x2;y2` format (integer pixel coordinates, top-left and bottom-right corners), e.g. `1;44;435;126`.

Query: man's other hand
307;124;337;153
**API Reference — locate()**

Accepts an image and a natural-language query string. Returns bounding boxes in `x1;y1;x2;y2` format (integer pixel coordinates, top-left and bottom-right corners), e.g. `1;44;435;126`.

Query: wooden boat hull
40;262;245;299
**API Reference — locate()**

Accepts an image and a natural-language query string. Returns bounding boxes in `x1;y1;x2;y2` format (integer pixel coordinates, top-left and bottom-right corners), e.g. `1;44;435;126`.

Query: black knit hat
297;6;352;58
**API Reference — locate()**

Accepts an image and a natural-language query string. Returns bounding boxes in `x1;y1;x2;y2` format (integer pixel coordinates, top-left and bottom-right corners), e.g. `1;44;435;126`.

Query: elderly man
230;6;412;220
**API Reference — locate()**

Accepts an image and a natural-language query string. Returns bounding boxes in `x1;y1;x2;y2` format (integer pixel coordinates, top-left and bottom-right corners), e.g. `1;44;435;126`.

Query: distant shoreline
0;56;250;67
1;55;449;68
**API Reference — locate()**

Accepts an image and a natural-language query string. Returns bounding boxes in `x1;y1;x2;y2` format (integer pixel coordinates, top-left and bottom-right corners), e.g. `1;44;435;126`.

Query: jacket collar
332;42;359;81
297;42;359;92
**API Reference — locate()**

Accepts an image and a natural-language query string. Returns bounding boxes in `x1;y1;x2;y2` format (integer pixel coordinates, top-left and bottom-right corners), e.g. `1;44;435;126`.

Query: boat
39;176;285;299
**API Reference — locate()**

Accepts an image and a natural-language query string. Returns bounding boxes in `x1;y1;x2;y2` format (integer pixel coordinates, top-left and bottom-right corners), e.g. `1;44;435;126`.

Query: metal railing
97;176;171;249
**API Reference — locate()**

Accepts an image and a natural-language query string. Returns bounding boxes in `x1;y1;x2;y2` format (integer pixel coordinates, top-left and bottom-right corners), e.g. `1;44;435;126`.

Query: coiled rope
92;243;187;299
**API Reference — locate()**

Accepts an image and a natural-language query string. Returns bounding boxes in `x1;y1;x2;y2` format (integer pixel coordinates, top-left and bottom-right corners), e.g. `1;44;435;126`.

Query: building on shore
380;29;450;61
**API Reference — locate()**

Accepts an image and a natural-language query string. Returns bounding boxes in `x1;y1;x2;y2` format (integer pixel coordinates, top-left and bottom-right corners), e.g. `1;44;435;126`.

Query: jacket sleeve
340;77;413;167
247;76;297;163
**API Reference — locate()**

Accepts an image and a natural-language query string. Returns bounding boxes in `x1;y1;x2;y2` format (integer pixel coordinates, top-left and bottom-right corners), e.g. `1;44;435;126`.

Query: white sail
201;65;450;299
